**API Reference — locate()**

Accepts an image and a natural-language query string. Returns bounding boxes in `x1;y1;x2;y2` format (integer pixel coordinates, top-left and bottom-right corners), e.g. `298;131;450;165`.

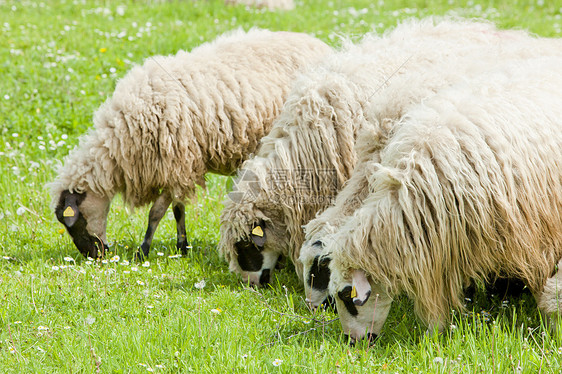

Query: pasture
1;0;561;372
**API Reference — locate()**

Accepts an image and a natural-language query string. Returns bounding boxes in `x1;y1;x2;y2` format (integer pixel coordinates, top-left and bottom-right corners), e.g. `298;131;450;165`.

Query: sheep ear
351;269;371;306
63;194;80;228
250;221;266;247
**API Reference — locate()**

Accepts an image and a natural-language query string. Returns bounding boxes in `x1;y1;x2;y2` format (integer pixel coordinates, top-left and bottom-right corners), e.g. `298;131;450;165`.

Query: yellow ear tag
251;226;264;237
63;206;75;217
350;286;357;299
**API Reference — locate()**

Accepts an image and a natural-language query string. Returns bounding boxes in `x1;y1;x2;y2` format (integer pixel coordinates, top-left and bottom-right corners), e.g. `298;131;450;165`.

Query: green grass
1;0;562;372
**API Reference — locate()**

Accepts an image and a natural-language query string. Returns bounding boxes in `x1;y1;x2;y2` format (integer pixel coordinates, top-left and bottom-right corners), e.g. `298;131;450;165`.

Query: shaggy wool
329;56;562;328
219;17;562;281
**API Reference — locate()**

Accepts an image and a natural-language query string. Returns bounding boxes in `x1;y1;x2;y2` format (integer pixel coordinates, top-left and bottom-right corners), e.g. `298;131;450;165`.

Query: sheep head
330;268;393;344
299;239;332;308
54;189;110;258
232;220;286;286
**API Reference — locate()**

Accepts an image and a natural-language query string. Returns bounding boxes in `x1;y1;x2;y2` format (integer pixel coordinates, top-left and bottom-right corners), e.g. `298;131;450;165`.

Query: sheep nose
242;272;262;287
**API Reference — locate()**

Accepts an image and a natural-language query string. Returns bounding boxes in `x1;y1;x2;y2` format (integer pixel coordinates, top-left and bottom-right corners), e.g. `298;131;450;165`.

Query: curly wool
330;57;562;326
219;17;555;277
50;28;331;209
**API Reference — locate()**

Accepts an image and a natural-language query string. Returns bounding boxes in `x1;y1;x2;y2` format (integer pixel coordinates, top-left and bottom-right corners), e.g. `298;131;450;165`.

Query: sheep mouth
345;332;379;346
61;214;107;258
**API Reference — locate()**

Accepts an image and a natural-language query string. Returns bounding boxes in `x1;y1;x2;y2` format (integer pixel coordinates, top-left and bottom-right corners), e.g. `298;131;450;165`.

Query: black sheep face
233;220;284;286
298;239;332;308
55;189;110;258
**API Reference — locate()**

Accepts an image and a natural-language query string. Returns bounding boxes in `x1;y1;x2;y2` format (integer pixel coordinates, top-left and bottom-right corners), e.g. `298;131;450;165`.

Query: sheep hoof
177;240;191;254
137;243;150;259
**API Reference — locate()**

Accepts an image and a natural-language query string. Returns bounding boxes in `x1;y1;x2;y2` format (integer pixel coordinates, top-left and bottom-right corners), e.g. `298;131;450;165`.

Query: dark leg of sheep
139;193;173;257
172;202;190;253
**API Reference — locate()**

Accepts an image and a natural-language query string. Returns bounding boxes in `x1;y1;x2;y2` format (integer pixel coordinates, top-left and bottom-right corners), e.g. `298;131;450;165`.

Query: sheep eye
312;240;323;247
307;255;330;290
337;286;358;316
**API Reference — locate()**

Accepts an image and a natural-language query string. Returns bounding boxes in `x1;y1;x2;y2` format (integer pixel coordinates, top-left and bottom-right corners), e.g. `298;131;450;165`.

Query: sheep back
57;29;331;208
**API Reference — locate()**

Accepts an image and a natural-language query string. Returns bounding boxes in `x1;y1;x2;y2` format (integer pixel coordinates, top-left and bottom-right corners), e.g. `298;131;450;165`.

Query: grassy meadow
1;0;562;372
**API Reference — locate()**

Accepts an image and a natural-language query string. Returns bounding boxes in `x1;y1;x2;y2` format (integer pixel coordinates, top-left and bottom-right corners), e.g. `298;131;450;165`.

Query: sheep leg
139;193;173;257
172;201;190;253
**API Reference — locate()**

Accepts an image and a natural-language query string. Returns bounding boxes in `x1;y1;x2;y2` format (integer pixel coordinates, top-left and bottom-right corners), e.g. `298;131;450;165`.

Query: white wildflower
194;279;206;289
272;358;283;366
433;357;444;364
85;315;95;325
63;256;74;262
142;261;150;267
16;206;26;216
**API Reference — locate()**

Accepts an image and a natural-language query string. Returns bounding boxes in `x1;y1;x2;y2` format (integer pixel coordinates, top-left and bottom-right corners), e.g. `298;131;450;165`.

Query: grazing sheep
50;28;331;258
299;22;562;309
219;17;541;286
326;57;562;343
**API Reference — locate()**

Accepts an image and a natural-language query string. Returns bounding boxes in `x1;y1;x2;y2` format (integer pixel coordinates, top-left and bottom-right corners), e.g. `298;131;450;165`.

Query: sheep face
331;269;392;344
55;190;110;258
231;220;288;286
299;239;331;308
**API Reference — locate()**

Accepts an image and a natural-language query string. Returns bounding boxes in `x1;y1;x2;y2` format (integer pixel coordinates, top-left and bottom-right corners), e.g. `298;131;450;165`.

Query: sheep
299;21;562;309
218;17;544;286
325;56;562;343
50;28;331;259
